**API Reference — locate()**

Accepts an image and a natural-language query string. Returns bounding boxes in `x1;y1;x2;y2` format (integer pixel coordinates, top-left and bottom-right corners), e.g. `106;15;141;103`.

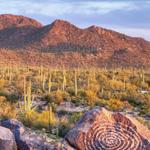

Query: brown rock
64;108;150;150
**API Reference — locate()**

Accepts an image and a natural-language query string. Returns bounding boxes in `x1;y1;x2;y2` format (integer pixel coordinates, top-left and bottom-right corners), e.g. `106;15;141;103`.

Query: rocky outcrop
64;107;150;150
0;126;17;150
1;119;28;150
1;119;54;150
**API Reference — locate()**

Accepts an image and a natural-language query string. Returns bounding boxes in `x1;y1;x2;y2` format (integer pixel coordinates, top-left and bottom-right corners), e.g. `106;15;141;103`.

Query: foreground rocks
64;107;150;150
0;119;55;150
0;126;17;150
0;108;150;150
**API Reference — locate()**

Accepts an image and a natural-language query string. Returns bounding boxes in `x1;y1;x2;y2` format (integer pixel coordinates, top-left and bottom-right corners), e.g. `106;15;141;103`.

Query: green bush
58;124;70;137
69;112;83;124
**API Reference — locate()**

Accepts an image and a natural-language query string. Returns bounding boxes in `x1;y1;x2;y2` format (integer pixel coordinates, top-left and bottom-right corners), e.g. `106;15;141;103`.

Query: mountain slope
0;14;150;67
0;14;42;29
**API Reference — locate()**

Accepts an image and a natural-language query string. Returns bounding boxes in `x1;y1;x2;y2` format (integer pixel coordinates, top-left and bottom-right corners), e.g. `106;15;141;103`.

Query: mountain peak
0;14;42;30
50;19;79;30
53;19;69;24
88;25;99;29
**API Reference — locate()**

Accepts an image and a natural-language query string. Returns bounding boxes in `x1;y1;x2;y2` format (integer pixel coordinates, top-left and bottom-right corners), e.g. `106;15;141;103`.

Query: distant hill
0;14;150;67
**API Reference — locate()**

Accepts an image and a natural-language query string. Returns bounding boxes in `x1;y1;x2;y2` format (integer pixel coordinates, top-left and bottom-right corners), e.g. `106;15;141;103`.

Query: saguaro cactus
62;69;67;91
48;71;52;93
42;73;46;91
24;78;32;112
27;79;32;112
74;69;78;96
48;104;55;132
141;68;145;83
23;76;27;111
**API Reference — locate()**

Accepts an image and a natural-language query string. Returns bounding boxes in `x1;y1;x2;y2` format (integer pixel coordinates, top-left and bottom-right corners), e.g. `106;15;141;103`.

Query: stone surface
1;119;54;150
64;107;150;150
0;126;17;150
1;119;25;134
1;119;28;150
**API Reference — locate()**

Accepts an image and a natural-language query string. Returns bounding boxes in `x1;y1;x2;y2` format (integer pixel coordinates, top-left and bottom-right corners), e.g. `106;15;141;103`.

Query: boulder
0;126;17;150
1;119;28;150
64;107;150;150
1;119;54;150
1;119;25;134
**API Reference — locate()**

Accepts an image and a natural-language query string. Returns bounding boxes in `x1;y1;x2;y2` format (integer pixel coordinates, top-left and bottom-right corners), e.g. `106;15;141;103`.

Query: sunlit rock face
64;108;150;150
0;14;150;67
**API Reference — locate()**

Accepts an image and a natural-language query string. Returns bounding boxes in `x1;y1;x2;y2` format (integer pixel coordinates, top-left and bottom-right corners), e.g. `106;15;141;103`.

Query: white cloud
79;1;137;14
0;0;138;17
0;0;149;40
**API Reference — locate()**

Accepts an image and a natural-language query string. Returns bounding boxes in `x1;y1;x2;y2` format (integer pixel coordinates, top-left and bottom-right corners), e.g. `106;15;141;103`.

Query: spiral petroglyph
83;122;147;150
64;108;150;150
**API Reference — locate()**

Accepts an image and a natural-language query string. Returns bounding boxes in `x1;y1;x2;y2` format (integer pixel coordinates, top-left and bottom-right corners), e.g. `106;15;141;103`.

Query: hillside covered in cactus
0;14;150;67
0;66;150;149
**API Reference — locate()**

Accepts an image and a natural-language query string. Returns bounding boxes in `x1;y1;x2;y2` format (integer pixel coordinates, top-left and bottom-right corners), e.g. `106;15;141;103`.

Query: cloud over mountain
0;0;150;40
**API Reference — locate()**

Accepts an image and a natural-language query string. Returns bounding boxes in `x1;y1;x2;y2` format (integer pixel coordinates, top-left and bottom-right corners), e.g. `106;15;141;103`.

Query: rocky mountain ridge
0;14;150;67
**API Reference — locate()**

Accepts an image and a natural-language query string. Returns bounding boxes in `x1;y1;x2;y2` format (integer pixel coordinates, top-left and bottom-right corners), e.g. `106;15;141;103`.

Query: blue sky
0;0;150;40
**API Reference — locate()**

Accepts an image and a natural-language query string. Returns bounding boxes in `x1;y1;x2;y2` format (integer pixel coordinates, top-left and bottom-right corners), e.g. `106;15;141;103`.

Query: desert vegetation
0;66;150;140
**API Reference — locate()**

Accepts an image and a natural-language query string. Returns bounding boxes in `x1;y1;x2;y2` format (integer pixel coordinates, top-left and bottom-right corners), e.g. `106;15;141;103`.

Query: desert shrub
85;90;97;107
44;90;69;105
78;89;86;97
6;93;19;103
95;99;108;107
0;91;7;97
66;87;75;96
139;94;150;115
58;109;69;115
71;96;85;106
122;89;144;107
58;116;70;137
125;83;137;91
0;79;6;90
113;92;127;100
69;112;83;124
107;99;124;111
44;94;53;103
109;80;124;91
0;96;17;119
88;82;99;93
57;112;83;137
20;109;57;130
140;105;150;115
143;94;150;104
58;124;70;137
